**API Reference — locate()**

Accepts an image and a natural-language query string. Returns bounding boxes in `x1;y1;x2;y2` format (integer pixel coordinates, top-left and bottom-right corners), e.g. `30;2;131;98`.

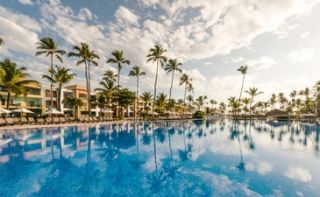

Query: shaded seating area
265;109;289;121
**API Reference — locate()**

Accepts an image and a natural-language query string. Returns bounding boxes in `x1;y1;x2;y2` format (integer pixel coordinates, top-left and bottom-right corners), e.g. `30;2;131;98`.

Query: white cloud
247;56;277;70
115;6;140;26
284;167;312;182
78;8;96;21
286;48;316;63
300;31;310;38
0;6;41;55
18;0;33;5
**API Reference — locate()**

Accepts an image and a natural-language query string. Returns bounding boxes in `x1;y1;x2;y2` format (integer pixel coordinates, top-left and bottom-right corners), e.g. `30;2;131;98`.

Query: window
45;90;50;97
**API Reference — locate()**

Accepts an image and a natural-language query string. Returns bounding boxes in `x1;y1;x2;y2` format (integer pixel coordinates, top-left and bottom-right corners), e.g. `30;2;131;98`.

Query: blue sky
1;0;320;102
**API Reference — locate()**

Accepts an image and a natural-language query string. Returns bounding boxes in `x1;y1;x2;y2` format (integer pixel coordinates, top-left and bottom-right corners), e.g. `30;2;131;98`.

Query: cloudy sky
1;0;320;102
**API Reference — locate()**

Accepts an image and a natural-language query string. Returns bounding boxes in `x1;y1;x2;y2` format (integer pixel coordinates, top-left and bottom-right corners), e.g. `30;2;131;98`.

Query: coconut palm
35;37;66;112
63;97;83;119
129;65;146;117
270;94;277;109
0;58;39;109
228;97;241;117
278;93;287;110
103;69;117;82
209;99;217;110
95;78;118;108
68;42;99;116
195;95;207;111
106;50;130;87
146;45;167;113
156;93;167;112
237;65;248;100
241;97;251;117
245;87;263;116
42;65;75;111
180;74;191;106
141;91;153;112
165;59;182;107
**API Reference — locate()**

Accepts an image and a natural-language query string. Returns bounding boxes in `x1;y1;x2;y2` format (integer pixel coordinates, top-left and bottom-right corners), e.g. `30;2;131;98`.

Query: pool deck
0;118;201;130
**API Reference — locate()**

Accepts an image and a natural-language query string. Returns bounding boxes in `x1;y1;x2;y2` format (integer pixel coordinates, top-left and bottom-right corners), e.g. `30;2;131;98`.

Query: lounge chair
0;118;6;126
20;117;28;125
45;117;52;124
79;117;85;122
93;117;99;122
84;117;90;122
53;117;60;124
12;118;19;125
5;118;14;125
28;117;35;124
37;118;45;124
89;117;94;122
59;117;66;124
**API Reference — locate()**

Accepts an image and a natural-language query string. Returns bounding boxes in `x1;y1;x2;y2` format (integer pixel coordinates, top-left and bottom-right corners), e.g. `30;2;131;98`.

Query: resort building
0;82;43;114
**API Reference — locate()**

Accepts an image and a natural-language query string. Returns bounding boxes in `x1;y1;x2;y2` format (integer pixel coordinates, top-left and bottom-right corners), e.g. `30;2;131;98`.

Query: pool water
0;119;319;196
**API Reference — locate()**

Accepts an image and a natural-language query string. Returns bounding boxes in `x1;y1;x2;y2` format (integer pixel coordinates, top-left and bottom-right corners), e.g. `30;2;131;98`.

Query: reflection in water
0;119;320;196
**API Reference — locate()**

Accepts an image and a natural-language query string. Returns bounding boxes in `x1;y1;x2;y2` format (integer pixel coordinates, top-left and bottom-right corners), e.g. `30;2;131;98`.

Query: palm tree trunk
183;83;187;107
58;84;62;111
88;61;92;116
135;76;139;119
6;91;11;109
169;71;174;110
117;64;121;87
84;61;89;117
50;54;54;120
239;74;245;100
153;60;159;114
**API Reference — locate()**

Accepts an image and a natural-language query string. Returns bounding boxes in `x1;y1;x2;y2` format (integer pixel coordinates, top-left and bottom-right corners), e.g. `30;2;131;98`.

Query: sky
1;0;320;102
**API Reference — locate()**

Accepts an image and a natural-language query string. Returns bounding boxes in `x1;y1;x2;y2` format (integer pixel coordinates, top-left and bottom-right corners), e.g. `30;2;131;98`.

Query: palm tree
278;93;287;110
245;87;263;116
35;37;66;112
209;99;217;110
237;65;248;100
95;78;118;108
195;95;207;111
146;45;167;113
68;42;99;116
0;58;39;109
270;94;277;109
241;97;251;117
165;59;182;108
43;65;75;111
103;69;117;82
180;74;191;106
129;65;146;118
141;91;153;112
156;93;167;112
106;50;130;87
228;97;241;117
63;97;83;119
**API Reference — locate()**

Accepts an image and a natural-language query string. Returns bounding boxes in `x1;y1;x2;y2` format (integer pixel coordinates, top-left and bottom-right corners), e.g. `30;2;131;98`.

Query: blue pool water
0;119;319;197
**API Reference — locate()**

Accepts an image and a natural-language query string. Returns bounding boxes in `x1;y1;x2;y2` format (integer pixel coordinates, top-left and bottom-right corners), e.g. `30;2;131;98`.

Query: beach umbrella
0;108;12;114
44;108;63;115
13;108;34;114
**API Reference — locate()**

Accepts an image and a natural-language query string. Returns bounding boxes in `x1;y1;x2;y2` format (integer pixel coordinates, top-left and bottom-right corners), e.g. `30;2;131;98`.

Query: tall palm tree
270;94;277;110
129;65;146;118
43;65;75;111
237;65;248;100
242;97;251;117
228;96;241;117
147;45;167;113
106;50;130;87
195;95;207;111
180;74;191;106
35;37;66;112
165;59;182;108
245;87;263;116
209;99;217;110
141;91;153;112
103;69;117;82
63;97;83;119
68;42;99;116
156;93;167;112
0;58;39;109
95;78;117;108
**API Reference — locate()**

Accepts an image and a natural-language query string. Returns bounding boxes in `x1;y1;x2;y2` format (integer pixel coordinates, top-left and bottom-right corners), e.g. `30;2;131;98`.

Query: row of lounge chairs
0;116;114;127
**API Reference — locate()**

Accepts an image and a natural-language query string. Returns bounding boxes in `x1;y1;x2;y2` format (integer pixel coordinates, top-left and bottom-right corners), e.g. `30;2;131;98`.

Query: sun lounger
0;118;6;126
84;117;90;122
53;117;60;124
37;118;45;124
45;117;52;124
59;117;66;124
93;117;99;122
5;118;14;125
20;117;28;125
28;117;35;124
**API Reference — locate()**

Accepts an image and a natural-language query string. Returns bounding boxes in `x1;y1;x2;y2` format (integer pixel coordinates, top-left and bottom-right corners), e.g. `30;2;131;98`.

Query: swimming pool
0;119;319;196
